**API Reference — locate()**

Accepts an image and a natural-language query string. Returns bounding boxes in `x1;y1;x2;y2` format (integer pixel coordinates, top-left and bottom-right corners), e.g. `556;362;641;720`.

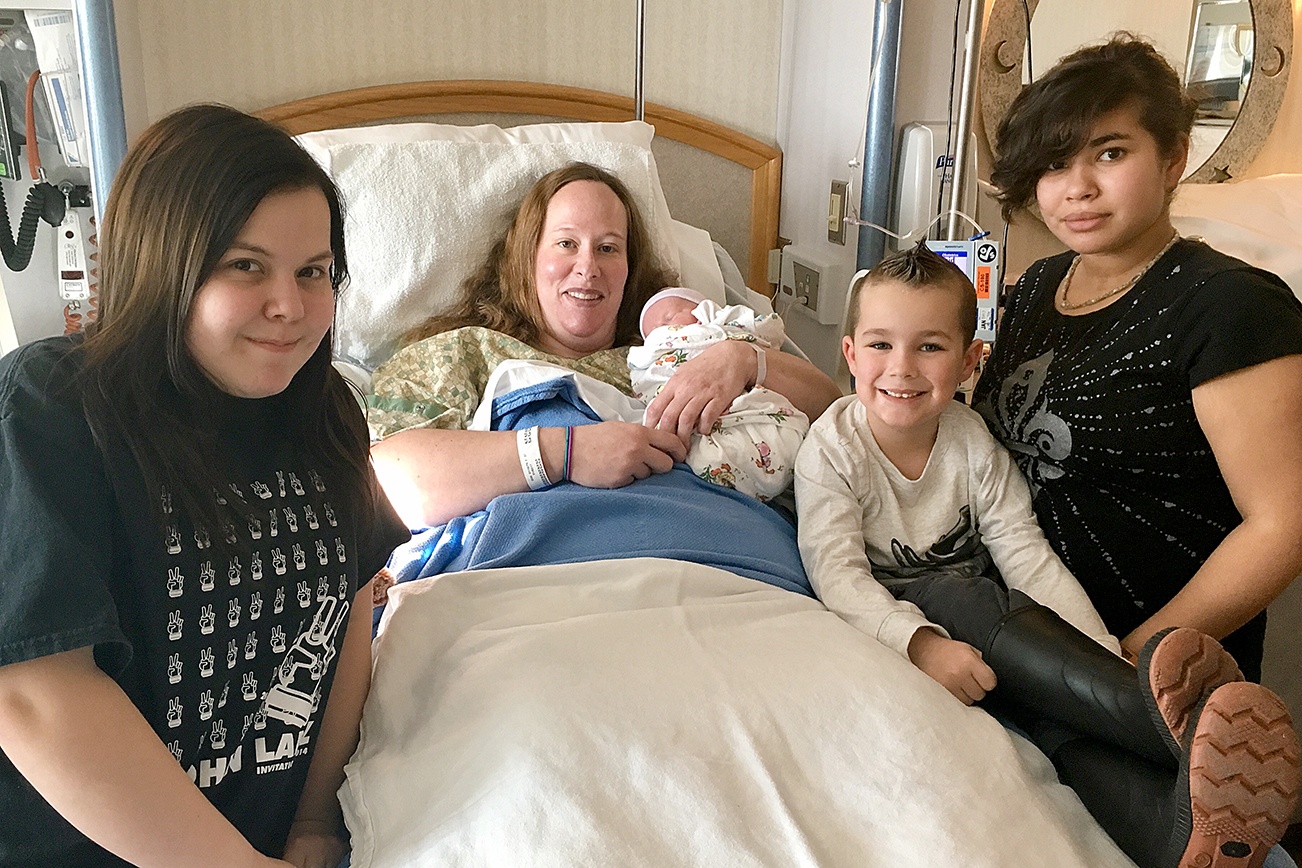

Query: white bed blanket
343;558;1132;866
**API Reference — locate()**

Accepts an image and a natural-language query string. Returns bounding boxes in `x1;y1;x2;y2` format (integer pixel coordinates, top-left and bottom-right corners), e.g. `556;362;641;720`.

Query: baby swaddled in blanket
628;288;809;501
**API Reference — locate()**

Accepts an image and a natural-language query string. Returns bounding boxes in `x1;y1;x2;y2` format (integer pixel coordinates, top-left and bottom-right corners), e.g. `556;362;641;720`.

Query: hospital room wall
108;0;1302;347
115;0;982;383
110;0;782;141
776;0;967;382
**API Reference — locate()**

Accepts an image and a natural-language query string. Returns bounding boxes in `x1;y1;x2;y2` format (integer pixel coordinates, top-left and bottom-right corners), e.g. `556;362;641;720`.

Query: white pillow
296;118;661;152
1171;174;1302;301
297;119;678;249
669;218;727;307
296;121;697;369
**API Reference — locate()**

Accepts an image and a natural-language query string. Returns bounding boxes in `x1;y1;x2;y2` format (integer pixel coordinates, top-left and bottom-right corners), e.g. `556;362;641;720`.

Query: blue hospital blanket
383;376;812;613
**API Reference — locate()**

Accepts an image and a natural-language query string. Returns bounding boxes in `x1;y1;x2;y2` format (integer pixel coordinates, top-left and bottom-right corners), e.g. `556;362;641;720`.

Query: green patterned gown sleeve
367;326;633;439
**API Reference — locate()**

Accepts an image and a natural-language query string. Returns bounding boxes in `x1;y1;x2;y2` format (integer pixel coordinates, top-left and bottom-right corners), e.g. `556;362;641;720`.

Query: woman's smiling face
533;180;630;358
185;186;335;398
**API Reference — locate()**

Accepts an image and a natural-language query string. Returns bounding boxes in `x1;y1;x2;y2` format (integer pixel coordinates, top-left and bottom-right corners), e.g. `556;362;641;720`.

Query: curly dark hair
991;34;1196;221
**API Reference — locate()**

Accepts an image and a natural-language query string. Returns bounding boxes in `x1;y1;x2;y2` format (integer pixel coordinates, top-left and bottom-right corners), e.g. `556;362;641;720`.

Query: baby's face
643;296;699;333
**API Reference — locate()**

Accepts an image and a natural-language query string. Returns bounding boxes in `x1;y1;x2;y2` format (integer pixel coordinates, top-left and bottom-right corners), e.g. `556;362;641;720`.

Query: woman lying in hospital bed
342;158;1159;866
366;159;837;613
367;161;839;530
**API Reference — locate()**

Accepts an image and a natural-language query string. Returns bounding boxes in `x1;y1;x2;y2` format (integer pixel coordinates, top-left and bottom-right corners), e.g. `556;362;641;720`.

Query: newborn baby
629;288;810;501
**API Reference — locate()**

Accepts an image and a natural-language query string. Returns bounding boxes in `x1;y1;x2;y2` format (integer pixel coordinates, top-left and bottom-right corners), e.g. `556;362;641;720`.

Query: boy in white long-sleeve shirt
794;243;1296;868
796;244;1118;704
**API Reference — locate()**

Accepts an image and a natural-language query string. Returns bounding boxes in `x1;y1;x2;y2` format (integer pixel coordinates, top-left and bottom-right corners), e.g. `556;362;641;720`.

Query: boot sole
1172;682;1300;868
1141;627;1242;756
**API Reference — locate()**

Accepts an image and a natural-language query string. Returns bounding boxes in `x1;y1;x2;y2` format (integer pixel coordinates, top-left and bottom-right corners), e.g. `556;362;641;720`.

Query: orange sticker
976;266;991;299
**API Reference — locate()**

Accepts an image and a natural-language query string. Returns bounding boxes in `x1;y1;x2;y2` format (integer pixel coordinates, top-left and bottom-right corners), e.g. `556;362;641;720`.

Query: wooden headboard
258;80;782;295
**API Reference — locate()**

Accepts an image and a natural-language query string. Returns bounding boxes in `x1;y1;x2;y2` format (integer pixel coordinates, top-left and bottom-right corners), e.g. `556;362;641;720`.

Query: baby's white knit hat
639;287;707;337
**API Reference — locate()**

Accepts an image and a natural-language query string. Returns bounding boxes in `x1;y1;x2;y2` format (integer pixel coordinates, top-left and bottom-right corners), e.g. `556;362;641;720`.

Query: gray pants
890;572;1010;649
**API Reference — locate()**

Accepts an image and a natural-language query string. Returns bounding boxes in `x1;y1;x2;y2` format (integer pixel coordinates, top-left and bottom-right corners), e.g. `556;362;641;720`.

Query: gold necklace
1056;233;1181;312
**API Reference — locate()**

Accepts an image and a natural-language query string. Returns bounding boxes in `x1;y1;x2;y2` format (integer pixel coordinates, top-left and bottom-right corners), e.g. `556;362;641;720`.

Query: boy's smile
842;280;982;466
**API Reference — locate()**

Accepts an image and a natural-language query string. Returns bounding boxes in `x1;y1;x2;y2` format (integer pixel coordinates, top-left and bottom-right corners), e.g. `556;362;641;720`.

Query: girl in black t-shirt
0;106;407;866
975;36;1302;868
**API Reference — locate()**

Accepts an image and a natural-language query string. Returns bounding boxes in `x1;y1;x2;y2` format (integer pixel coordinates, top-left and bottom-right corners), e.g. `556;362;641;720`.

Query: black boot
981;592;1174;766
1049;734;1181;868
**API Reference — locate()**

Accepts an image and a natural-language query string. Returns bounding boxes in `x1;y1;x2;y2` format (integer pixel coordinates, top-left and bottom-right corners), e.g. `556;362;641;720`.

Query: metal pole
946;0;984;240
856;0;903;271
634;0;646;121
72;0;128;224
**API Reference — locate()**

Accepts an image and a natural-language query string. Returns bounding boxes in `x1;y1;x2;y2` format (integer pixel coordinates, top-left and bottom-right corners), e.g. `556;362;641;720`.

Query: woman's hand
567;421;688;488
281;820;345;868
644;339;843;444
645;340;754;445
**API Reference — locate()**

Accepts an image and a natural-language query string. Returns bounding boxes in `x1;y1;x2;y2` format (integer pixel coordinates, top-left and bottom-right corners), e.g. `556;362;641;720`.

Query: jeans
1265;845;1299;868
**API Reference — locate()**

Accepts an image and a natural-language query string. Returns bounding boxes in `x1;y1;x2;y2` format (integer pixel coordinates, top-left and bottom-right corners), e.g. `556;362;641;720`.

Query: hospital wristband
749;342;766;389
517;426;552;490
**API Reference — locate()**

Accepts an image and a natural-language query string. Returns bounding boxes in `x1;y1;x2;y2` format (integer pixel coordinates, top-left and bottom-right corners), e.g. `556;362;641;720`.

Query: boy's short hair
846;242;977;343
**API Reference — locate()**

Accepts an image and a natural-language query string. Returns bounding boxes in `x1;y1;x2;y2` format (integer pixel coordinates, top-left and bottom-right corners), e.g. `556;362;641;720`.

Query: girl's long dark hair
80;104;371;538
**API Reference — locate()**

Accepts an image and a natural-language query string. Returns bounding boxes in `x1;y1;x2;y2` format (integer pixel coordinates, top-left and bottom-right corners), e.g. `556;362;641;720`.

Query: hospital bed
251;79;1229;867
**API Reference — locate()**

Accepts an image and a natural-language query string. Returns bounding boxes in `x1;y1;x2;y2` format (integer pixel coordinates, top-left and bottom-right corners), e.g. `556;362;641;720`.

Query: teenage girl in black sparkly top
975;35;1302;868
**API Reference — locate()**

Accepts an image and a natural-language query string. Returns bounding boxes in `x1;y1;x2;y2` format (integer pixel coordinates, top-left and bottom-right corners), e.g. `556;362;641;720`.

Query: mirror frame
979;0;1293;183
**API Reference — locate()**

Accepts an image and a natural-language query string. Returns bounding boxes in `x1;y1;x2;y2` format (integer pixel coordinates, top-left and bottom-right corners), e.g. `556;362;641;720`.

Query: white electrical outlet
793;260;819;310
779;248;843;326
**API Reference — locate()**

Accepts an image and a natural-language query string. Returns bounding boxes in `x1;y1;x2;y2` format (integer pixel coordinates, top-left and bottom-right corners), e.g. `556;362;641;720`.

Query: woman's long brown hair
403;162;676;351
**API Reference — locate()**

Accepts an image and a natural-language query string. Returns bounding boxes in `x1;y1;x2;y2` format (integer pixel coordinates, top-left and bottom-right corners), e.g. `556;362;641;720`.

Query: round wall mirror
979;0;1293;183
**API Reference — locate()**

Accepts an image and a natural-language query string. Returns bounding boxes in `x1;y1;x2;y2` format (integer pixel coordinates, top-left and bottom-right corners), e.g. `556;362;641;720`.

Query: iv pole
634;0;646;121
72;0;128;222
856;0;904;272
946;0;984;240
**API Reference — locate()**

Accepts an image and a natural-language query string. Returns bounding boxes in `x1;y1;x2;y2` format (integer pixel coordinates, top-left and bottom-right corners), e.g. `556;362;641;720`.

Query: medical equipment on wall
0;17;69;274
25;11;88;167
773;247;852;327
926;237;1000;343
0;8;106;347
892;122;977;248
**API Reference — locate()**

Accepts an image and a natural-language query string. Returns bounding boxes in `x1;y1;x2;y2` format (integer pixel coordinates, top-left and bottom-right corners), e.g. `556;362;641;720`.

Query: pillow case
1171;174;1302;302
297;119;678;256
296;121;715;370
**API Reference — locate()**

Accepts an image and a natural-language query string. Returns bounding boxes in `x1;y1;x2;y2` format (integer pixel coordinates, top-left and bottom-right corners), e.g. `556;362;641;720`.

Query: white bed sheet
343;557;1133;867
